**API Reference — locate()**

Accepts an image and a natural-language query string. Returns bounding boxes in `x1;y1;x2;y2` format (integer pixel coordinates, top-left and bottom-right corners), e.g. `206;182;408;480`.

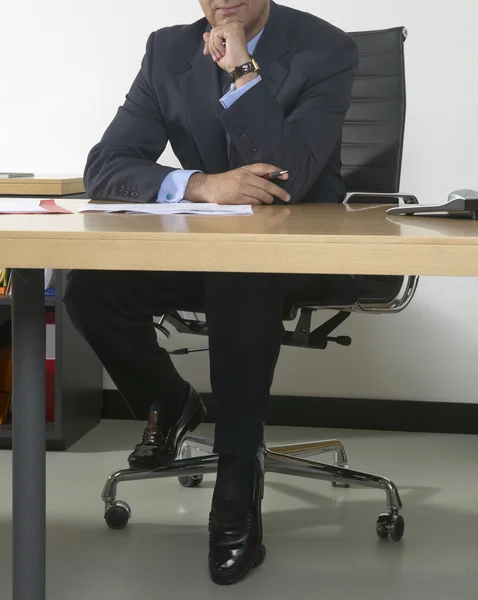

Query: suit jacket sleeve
217;37;359;204
84;32;175;202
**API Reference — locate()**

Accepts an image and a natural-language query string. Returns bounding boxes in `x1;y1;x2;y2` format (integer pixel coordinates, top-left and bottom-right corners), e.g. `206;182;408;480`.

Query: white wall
2;1;478;403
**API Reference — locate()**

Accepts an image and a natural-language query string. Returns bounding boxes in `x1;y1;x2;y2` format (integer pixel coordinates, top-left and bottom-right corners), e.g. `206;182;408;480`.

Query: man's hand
203;23;250;73
184;164;291;205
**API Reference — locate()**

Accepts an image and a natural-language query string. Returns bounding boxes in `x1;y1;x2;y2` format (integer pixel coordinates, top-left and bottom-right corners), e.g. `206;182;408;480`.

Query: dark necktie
220;69;233;163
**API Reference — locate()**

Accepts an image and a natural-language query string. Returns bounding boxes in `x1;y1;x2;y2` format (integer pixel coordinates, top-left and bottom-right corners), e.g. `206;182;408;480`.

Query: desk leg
12;269;46;600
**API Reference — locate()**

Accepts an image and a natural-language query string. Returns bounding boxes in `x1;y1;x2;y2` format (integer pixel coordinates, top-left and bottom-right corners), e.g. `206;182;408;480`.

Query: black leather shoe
128;386;207;470
209;460;265;586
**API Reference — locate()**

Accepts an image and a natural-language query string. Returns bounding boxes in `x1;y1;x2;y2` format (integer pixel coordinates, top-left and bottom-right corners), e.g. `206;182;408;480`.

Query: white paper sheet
78;203;253;216
0;198;48;213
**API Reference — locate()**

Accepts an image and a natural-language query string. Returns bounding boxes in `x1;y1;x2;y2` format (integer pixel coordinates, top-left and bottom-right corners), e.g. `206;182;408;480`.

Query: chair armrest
354;275;419;314
344;192;418;206
304;275;419;315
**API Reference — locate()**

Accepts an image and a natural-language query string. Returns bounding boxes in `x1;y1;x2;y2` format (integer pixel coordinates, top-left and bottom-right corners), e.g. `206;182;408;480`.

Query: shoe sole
128;401;207;471
253;544;266;568
210;544;266;586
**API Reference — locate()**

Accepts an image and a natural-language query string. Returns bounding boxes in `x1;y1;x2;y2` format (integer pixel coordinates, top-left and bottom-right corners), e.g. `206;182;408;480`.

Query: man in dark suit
64;0;358;585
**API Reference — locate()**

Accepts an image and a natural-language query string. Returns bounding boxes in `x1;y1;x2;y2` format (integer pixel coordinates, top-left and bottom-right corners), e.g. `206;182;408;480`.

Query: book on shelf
0;268;56;297
0;317;12;424
0;268;10;297
0;311;56;425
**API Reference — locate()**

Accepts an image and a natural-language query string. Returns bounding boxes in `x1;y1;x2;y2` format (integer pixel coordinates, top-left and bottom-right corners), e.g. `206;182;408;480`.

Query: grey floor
1;422;478;599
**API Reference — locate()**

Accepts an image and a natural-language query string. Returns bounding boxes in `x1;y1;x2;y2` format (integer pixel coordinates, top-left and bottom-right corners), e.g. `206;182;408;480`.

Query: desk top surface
0;200;476;240
0;201;477;276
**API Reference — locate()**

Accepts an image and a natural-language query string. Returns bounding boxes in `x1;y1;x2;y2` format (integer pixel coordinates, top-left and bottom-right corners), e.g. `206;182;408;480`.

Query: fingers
223;191;270;206
208;30;226;62
203;32;225;60
225;194;262;205
220;189;270;206
242;185;275;205
253;178;291;203
243;165;291;203
203;33;210;56
245;163;288;178
215;168;290;205
229;181;276;206
243;171;290;203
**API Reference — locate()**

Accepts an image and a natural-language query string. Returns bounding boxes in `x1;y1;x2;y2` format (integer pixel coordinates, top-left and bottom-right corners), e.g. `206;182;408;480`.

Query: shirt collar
247;29;264;56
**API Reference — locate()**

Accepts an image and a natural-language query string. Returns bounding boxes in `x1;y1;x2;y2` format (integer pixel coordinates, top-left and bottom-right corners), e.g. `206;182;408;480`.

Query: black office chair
102;27;418;542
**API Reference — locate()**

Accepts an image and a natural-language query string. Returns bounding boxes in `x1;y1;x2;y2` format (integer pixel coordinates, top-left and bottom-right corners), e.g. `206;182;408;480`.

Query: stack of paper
78;203;253;216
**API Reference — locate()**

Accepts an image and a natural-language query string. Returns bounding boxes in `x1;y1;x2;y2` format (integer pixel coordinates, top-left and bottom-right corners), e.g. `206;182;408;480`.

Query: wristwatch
228;57;260;84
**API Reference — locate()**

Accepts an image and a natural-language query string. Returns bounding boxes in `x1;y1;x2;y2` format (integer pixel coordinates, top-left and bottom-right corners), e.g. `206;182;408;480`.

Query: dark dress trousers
64;2;358;459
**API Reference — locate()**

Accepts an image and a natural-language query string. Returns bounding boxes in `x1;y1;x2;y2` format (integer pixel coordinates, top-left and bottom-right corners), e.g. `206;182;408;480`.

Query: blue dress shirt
157;30;263;203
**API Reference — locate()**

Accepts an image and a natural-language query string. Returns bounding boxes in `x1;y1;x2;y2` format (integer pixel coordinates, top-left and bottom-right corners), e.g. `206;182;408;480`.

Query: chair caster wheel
105;501;131;530
376;513;405;541
332;481;351;488
178;475;204;488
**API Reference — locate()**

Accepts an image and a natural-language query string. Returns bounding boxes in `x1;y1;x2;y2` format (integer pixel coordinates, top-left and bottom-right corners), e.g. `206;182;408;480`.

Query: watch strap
228;57;260;84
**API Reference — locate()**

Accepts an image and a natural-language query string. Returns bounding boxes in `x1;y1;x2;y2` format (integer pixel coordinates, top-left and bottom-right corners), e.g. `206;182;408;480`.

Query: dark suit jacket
84;1;358;204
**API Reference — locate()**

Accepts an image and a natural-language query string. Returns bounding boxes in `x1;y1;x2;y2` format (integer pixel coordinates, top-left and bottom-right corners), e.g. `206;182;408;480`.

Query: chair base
101;435;404;541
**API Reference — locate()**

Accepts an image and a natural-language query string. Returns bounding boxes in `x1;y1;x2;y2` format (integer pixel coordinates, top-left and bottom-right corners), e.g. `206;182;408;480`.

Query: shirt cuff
220;76;262;109
157;170;202;203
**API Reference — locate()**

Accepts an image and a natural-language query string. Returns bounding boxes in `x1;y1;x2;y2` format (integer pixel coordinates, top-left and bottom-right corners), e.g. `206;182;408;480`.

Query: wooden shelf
0;271;103;450
0;423;55;437
0;423;66;450
0;296;56;306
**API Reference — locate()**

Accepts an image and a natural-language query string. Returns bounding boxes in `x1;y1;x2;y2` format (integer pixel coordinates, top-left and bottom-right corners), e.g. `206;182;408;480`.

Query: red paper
0;198;73;214
39;199;73;214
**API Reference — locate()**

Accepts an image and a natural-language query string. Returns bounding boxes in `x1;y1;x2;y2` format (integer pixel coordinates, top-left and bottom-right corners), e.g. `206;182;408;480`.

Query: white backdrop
1;1;478;403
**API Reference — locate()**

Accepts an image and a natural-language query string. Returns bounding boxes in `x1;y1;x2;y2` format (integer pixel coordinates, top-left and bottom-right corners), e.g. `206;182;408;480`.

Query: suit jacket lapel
253;1;291;99
177;36;230;174
229;3;291;169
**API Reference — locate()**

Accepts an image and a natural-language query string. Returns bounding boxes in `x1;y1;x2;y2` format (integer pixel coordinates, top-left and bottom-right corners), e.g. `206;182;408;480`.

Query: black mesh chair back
343;27;407;195
343;27;408;304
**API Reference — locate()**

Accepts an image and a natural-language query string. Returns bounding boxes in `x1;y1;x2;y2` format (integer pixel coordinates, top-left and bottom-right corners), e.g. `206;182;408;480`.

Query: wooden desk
3;201;478;600
1;201;478;275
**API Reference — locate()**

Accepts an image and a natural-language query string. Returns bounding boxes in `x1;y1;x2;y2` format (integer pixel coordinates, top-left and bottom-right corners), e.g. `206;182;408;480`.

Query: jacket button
133;191;139;198
241;134;248;142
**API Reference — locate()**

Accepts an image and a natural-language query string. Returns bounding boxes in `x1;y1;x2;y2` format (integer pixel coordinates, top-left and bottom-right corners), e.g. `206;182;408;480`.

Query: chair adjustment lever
307;310;352;347
169;347;209;356
311;311;351;339
326;336;352;347
286;309;352;350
